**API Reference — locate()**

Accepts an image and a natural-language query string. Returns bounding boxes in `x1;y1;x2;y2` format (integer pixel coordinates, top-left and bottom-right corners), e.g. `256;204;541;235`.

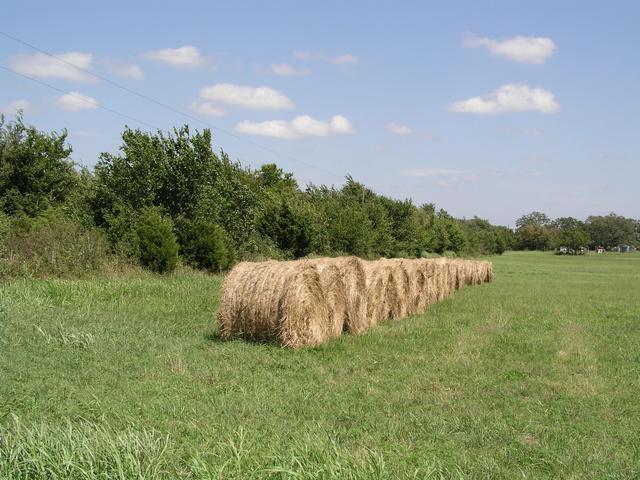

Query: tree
516;211;552;250
556;227;590;253
585;213;636;249
136;208;179;273
0;114;76;216
177;220;235;272
517;224;552;250
516;211;550;229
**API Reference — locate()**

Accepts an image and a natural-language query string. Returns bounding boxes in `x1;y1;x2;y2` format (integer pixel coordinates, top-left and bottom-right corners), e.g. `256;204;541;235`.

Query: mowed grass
1;252;639;479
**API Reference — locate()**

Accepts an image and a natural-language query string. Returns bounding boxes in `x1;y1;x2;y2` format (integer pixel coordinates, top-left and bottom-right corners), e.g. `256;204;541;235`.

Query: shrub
136;208;179;273
0;218;109;278
177;220;235;272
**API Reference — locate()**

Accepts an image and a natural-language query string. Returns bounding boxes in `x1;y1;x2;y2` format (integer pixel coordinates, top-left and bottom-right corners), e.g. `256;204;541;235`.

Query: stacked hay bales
218;256;493;347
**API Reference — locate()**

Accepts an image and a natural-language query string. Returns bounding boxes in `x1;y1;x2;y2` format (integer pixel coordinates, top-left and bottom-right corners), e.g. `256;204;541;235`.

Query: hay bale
302;258;347;338
397;259;427;315
218;260;334;347
415;259;437;313
329;256;371;335
433;258;451;301
480;261;493;283
379;259;411;319
362;261;400;323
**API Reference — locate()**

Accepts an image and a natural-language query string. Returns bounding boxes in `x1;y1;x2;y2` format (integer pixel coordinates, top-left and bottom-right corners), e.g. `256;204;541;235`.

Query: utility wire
0;64;160;130
0;30;343;179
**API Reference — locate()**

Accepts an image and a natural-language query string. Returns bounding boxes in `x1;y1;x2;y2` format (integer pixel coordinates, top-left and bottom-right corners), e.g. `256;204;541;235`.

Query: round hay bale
398;259;426;315
379;258;411;319
362;261;400;323
302;258;347;339
433;258;451;301
330;256;371;335
218;260;333;347
415;259;437;312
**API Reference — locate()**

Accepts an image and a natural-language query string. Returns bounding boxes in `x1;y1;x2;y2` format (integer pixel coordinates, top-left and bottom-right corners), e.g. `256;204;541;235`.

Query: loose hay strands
218;256;493;347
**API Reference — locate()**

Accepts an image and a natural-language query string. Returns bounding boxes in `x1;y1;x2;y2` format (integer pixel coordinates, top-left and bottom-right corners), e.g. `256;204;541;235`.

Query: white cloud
106;60;143;79
271;63;311;76
293;50;313;60
0;99;30;115
9;52;96;83
386;123;412;135
448;84;559;114
143;46;205;68
189;101;227;117
330;115;355;134
329;54;358;65
399;168;497;187
463;34;556;64
199;83;294;110
55;92;98;111
236;115;354;139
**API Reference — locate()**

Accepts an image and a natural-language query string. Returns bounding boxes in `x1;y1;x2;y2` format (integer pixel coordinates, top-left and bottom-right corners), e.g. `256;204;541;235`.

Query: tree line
0;115;637;276
514;211;639;253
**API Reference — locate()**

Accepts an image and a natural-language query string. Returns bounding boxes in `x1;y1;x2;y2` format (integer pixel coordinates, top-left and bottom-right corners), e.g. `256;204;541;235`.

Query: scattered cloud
106;59;143;79
0;99;30;115
55;92;98;111
199;83;294;110
270;63;311;76
400;168;503;187
329;54;359;65
9;52;96;83
293;50;313;60
189;101;227;117
400;168;540;187
236;114;354;139
463;34;556;64
448;84;559;114
386;123;412;135
420;132;437;141
143;46;205;68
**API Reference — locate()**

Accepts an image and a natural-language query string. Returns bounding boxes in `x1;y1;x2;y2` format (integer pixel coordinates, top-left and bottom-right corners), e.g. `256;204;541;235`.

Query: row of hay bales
218;257;493;348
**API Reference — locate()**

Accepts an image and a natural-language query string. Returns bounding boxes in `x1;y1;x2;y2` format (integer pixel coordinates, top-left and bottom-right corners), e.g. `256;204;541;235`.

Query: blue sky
1;0;638;225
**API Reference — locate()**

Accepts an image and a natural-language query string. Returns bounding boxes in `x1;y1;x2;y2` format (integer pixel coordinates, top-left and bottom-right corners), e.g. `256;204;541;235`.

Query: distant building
615;244;636;253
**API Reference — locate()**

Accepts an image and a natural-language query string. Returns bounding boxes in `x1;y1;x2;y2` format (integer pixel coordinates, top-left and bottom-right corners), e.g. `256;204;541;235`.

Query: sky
1;0;638;226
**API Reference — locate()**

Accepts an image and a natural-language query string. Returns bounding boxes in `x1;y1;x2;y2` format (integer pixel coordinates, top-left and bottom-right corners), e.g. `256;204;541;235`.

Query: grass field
1;252;640;479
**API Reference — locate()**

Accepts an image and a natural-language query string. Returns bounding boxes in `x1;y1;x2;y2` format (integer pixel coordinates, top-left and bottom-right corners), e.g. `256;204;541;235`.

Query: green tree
0;114;76;216
177;219;235;272
136;208;179;273
585;213;636;249
516;211;552;250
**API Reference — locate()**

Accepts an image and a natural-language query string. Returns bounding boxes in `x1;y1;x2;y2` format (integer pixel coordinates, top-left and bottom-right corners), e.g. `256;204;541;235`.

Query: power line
0;30;343;179
0;64;160;130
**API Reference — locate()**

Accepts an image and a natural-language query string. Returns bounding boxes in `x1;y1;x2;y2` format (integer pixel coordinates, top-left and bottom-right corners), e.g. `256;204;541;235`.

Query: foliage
1;115;531;273
177;219;235;272
136;208;179;273
0;114;76;217
0;212;109;278
585;213;636;249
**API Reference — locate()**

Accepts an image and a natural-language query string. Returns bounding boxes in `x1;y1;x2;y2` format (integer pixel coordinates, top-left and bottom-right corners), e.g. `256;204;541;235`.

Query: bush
136;209;179;273
0;218;109;278
177;220;235;272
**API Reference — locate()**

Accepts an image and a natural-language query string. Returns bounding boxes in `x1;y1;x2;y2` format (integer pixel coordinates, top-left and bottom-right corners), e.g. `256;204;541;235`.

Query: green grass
1;252;639;479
